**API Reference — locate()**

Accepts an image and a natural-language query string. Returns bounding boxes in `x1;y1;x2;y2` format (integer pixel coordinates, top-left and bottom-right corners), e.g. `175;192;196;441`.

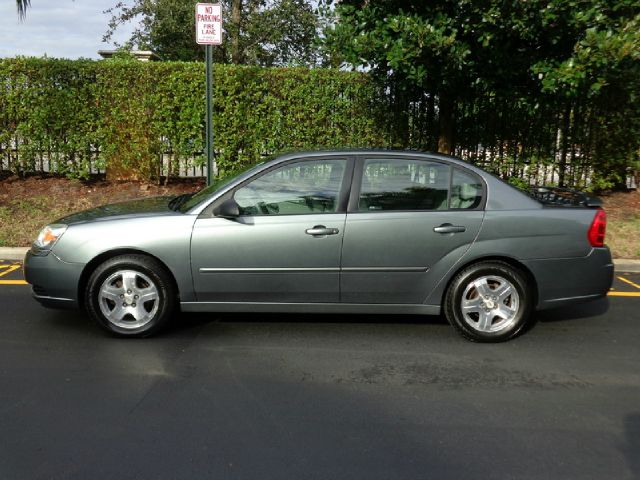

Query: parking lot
1;260;639;479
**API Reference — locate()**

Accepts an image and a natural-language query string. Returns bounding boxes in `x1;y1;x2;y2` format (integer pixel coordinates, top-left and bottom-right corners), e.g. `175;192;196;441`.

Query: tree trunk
425;93;435;151
437;94;454;154
230;0;243;64
558;104;571;187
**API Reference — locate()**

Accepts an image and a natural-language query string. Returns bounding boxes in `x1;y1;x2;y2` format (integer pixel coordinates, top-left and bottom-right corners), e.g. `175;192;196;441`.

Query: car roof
273;149;464;162
268;149;485;174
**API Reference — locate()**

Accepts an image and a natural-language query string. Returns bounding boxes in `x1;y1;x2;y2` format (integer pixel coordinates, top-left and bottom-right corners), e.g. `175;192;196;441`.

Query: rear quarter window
450;168;483;209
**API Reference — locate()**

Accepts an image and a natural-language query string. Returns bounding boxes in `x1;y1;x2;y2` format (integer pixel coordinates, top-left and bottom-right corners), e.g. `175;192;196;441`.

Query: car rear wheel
85;254;176;337
444;261;533;342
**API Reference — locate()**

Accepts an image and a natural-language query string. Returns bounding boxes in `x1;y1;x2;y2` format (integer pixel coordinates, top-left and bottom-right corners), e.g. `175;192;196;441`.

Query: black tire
444;261;533;342
85;254;176;337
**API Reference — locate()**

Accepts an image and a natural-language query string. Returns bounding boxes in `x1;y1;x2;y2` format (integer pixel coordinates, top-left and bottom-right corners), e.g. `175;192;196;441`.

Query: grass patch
0;196;73;248
607;214;640;259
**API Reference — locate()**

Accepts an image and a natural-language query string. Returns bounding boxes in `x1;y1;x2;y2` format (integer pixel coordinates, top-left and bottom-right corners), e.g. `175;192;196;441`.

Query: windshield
178;162;266;212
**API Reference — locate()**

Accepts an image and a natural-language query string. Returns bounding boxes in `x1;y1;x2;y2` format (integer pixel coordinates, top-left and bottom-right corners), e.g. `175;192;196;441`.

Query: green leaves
104;0;320;65
321;0;640;189
0;58;385;181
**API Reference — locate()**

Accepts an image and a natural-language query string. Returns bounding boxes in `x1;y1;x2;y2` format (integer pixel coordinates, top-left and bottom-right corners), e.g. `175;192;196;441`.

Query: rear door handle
305;225;340;236
433;223;466;234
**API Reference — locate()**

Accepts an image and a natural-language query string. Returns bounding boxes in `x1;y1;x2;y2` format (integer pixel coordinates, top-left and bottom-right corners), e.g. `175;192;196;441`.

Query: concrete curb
614;259;640;273
0;247;29;261
1;246;639;272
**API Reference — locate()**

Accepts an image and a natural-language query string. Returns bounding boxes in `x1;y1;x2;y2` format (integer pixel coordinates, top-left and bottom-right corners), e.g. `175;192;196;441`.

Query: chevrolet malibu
24;150;613;342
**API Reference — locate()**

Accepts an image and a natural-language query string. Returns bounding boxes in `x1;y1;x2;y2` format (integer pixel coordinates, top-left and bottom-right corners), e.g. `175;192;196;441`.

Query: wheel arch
77;248;180;309
438;256;539;309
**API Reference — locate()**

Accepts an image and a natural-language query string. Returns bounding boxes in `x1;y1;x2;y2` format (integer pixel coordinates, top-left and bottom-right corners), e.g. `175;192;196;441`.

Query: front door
191;157;350;303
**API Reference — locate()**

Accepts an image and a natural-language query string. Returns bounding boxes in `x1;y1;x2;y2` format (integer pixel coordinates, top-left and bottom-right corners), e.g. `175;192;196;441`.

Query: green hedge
0;58;386;180
2;57;637;189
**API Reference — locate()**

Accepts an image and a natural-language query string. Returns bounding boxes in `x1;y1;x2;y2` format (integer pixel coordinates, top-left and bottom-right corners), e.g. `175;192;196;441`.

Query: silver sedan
24;151;613;342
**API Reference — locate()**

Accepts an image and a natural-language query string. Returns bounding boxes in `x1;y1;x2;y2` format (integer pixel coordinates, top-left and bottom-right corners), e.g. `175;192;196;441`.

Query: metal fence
1;145;636;189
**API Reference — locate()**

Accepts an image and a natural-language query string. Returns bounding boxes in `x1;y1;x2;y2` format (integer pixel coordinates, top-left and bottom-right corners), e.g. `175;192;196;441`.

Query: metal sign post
196;3;222;186
205;45;213;186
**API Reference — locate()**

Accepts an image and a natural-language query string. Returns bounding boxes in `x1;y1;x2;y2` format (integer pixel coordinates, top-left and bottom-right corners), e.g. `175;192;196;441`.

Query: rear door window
358;158;450;211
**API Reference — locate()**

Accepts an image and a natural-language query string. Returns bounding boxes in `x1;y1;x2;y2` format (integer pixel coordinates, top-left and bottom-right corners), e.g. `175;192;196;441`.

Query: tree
104;0;320;65
322;1;640;151
321;0;640;189
16;0;30;19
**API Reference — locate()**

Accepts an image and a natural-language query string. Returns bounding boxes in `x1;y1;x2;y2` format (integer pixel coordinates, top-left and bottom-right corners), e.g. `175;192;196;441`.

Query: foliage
1;49;638;188
0;57;384;181
16;0;30;19
322;0;640;189
507;177;531;192
104;0;319;65
0;58;103;178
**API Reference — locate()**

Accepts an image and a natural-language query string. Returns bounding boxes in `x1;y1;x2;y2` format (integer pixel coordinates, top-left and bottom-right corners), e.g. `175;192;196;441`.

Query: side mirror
213;198;240;218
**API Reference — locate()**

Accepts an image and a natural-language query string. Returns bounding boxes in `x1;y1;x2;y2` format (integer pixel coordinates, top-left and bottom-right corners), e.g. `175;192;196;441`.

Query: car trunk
529;186;602;208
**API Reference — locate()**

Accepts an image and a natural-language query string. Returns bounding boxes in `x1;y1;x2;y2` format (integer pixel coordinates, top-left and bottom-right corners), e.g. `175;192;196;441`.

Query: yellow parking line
0;265;21;278
0;280;27;285
617;276;640;290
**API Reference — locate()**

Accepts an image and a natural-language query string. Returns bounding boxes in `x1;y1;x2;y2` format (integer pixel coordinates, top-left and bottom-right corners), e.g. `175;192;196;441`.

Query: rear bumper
23;250;83;309
523;247;614;310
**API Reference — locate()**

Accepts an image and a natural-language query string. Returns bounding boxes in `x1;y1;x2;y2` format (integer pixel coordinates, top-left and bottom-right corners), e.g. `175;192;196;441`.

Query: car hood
56;196;177;225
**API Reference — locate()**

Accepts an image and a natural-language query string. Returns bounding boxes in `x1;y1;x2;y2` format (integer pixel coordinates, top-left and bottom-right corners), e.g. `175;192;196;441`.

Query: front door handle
433;223;466;234
305;225;339;236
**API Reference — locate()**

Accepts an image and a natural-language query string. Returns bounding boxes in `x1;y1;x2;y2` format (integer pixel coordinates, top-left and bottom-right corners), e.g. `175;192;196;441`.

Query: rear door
340;156;485;304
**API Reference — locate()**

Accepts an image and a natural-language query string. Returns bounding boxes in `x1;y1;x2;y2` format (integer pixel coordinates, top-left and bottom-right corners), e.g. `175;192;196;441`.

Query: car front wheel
444;261;533;342
85;254;176;337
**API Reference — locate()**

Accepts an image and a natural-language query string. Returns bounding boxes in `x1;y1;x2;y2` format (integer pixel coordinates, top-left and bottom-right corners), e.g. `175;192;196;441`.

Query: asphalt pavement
1;261;639;479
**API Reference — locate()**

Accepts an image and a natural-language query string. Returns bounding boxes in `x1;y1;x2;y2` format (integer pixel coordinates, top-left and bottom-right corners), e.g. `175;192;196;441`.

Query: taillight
588;209;607;247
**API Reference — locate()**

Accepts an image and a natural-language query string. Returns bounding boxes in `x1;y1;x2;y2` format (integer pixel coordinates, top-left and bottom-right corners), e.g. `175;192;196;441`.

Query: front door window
235;159;347;216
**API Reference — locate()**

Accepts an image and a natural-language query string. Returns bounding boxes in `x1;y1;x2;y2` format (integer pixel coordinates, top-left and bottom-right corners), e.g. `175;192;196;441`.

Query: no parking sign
195;3;223;185
196;3;222;45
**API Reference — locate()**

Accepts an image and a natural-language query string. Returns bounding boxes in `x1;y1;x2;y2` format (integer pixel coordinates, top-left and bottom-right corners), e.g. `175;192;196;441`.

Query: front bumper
523;247;614;310
23;250;84;309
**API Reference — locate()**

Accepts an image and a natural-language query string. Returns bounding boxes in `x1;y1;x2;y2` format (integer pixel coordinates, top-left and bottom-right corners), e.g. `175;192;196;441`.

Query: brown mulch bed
600;189;640;213
0;174;205;248
600;189;640;259
0;173;205;206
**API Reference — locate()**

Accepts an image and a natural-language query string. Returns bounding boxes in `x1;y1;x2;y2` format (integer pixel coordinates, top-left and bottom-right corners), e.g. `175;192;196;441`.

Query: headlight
33;224;67;250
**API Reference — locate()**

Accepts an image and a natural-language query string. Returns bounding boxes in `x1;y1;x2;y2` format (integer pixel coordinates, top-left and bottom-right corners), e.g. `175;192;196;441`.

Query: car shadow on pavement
533;297;609;323
39;309;449;339
41;309;209;338
197;312;449;326
173;312;452;339
43;309;98;333
42;300;608;340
